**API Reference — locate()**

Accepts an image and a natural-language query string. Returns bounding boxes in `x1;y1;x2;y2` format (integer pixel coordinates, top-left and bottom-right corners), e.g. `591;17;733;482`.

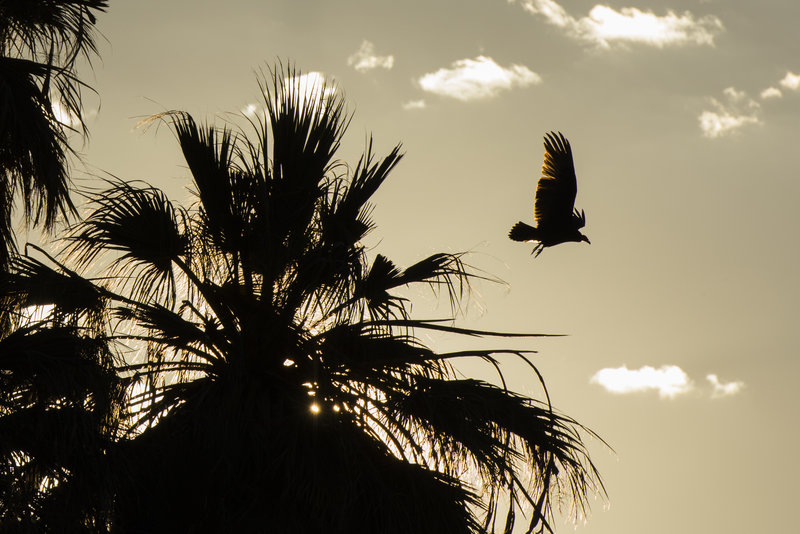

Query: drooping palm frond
0;246;106;331
0;0;106;270
0;56;76;267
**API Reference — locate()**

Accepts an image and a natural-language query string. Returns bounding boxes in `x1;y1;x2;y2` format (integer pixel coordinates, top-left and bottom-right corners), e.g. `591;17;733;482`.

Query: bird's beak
582;236;591;244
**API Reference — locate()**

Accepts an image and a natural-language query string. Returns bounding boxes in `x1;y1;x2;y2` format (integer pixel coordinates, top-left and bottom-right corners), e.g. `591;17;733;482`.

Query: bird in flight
508;131;590;257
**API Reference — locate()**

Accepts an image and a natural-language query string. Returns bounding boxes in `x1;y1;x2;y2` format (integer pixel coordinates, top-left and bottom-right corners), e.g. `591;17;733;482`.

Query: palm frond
65;179;189;306
0;57;76;242
323;139;404;246
0;325;119;411
0;0;108;66
0;249;105;329
260;64;350;258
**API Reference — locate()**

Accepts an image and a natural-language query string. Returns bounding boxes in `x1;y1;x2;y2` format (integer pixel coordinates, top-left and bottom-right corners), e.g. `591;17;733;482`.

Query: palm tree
0;8;109;519
0;0;108;270
0;66;604;533
0;246;123;532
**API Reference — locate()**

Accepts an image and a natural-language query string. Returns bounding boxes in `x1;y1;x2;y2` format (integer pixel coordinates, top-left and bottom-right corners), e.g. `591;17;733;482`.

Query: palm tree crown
0;67;604;533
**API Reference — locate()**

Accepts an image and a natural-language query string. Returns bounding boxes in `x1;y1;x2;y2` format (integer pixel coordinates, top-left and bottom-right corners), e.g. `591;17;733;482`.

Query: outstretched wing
533;132;577;228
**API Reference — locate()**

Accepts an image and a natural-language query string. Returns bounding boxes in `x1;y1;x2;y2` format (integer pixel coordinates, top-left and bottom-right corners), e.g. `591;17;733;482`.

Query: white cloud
510;0;724;48
402;99;426;110
515;0;573;27
347;40;395;72
706;374;745;398
417;56;541;101
760;87;782;99
779;71;800;91
591;365;693;399
699;86;761;138
281;72;338;117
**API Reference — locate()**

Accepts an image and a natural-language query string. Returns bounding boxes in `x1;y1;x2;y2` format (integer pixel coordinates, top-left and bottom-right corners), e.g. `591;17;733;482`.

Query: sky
65;0;800;531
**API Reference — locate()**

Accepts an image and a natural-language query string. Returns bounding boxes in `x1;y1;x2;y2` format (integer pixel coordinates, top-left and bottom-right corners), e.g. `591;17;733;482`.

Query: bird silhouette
508;132;590;257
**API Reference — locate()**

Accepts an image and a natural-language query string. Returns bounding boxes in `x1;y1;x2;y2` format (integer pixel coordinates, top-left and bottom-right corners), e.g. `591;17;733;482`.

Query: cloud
779;71;800;91
698;86;761;138
760;87;782;99
510;0;724;48
240;72;336;120
241;103;260;117
402;99;426;110
590;365;693;399
706;374;745;398
591;365;745;400
417;56;541;101
51;101;80;127
348;40;395;72
281;72;338;117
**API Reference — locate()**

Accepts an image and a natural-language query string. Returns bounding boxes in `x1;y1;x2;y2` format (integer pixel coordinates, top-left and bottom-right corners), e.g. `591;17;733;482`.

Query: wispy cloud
591;365;693;399
760;87;782;99
698;87;761;138
402;99;426;110
417;56;541;101
510;0;724;48
347;40;394;72
706;374;745;398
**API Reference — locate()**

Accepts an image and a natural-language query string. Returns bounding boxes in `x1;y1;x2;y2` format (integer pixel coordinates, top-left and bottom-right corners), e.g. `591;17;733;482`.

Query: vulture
508;131;589;257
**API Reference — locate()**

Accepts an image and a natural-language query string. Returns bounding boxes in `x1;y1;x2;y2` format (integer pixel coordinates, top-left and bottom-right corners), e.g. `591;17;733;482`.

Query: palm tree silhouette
0;0;107;270
0;67;604;533
509;132;590;257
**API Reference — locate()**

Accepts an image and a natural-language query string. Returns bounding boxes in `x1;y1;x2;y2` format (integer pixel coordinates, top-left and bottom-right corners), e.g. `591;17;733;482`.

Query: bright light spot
307;390;316;396
310;403;320;414
332;405;340;412
283;359;295;367
591;364;693;399
20;304;54;325
706;374;745;398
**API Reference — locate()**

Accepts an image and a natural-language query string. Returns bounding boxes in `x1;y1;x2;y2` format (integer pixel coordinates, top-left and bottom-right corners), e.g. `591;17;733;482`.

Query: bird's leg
532;243;544;257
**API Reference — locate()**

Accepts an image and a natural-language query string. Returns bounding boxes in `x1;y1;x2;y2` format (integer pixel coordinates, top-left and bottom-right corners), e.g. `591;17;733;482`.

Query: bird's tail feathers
508;222;539;242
